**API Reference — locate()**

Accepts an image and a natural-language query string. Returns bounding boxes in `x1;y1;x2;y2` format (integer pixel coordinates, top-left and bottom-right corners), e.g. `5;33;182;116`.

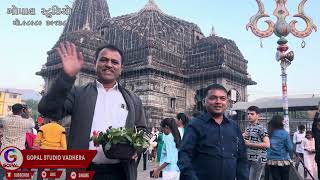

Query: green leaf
125;135;132;143
90;127;150;151
114;131;121;136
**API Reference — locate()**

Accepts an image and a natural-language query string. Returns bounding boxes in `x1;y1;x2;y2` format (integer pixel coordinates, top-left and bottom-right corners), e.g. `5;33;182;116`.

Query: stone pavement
137;159;158;180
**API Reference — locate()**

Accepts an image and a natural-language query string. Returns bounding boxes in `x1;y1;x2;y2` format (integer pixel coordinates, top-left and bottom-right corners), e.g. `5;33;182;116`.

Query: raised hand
56;41;84;77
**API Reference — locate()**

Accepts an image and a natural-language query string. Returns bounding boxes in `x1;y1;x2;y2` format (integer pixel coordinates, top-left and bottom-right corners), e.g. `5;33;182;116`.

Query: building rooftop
0;88;22;95
232;94;320;111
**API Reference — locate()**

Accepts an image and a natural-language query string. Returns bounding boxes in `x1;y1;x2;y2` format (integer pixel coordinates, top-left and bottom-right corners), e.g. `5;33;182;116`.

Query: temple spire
63;0;110;33
141;0;162;12
210;25;216;36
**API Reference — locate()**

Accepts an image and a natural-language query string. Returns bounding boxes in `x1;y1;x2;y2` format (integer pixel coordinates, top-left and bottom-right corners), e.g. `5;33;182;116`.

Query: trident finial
246;0;274;38
247;0;317;39
289;0;317;38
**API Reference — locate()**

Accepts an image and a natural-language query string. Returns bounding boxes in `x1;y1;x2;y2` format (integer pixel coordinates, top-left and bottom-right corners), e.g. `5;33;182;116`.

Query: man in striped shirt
243;106;270;180
1;103;35;150
0;103;35;179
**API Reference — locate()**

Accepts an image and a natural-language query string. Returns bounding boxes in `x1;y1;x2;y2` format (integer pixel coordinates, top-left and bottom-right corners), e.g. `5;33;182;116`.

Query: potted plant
90;126;150;160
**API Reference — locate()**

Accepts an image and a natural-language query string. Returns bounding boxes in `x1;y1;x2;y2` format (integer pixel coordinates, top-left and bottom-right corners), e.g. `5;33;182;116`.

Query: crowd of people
145;85;319;180
0;42;320;180
0;104;67;179
143;104;319;180
147;113;190;179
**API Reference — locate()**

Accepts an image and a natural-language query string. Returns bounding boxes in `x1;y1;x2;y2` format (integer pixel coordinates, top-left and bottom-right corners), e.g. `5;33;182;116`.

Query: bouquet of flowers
90;126;150;160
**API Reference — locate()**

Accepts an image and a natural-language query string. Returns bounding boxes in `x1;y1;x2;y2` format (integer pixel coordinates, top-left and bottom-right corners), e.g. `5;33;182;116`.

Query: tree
24;99;39;120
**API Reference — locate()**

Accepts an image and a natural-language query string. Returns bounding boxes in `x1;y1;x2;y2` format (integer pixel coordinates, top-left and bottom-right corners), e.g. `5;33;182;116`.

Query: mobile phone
149;170;163;178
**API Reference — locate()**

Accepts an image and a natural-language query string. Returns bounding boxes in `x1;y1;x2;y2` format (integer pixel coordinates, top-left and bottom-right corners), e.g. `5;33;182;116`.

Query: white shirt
89;81;128;164
293;131;306;153
178;127;184;139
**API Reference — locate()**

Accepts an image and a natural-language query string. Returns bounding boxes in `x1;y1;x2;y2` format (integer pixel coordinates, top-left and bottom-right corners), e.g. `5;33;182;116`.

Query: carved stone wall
38;0;256;127
120;73;187;127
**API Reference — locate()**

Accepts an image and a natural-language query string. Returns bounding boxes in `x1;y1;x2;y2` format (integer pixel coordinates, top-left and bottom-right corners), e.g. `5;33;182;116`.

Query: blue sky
0;0;319;101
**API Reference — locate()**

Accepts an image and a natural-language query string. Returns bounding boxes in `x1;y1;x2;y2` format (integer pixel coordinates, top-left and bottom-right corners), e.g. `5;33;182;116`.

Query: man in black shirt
312;101;320;179
178;84;248;180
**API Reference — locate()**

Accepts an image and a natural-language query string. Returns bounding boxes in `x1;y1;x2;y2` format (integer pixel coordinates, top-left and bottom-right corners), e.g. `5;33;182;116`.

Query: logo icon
41;171;47;178
70;171;77;179
4;149;17;163
0;147;23;171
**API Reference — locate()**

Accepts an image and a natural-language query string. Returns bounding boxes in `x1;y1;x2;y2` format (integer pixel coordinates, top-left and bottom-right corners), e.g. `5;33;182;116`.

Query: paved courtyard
137;159;157;180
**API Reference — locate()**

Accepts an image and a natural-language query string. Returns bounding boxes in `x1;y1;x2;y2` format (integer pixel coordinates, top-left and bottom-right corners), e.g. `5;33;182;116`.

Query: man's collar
95;80;118;91
202;111;230;123
249;121;260;126
11;114;20;117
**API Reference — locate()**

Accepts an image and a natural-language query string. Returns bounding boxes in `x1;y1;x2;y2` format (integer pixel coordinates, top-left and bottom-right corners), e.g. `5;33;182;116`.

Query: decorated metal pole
276;37;294;132
246;0;316;132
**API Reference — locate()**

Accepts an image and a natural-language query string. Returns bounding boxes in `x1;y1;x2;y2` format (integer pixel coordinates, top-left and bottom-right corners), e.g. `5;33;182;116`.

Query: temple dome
100;0;202;44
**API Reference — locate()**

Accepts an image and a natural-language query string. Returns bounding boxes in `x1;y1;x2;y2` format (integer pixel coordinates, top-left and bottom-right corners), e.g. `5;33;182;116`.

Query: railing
237;119;313;135
293;151;315;180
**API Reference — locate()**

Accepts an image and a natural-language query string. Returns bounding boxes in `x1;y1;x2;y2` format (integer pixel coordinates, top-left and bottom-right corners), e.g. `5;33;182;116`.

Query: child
33;119;67;150
148;132;158;162
33;119;67;180
293;125;306;173
152;118;181;180
176;113;189;139
303;131;317;179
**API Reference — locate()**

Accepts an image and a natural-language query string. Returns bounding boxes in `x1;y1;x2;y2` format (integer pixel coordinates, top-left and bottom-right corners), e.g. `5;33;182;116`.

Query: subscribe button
6;171;34;179
69;171;95;180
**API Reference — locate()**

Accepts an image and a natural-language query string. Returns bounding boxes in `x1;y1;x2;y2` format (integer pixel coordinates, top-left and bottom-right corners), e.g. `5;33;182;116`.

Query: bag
25;132;37;149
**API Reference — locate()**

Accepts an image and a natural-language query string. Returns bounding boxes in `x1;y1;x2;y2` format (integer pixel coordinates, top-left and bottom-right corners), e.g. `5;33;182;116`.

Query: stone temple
37;0;256;126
